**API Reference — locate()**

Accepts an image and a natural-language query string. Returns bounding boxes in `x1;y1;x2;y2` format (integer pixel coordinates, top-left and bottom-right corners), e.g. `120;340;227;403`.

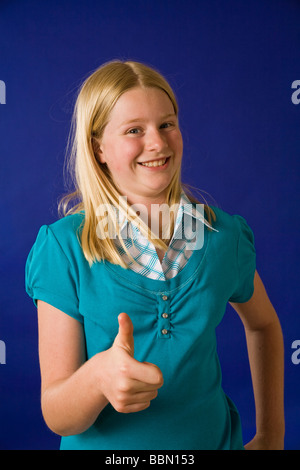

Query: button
162;313;169;319
161;329;168;335
162;295;168;301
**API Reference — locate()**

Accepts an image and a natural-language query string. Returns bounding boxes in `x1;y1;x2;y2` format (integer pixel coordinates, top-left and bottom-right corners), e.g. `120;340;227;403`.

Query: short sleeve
229;215;256;303
25;225;83;323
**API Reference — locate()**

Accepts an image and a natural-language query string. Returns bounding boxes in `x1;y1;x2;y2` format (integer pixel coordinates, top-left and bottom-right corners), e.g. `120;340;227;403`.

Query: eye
127;128;141;134
160;122;174;129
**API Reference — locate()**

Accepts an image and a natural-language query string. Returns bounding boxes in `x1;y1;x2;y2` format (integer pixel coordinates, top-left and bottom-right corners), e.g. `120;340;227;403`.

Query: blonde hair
59;59;215;267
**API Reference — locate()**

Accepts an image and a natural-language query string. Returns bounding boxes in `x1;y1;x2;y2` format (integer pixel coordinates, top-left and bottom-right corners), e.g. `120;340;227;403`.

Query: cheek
108;153;135;174
121;141;143;164
170;131;183;155
101;144;130;172
102;139;142;173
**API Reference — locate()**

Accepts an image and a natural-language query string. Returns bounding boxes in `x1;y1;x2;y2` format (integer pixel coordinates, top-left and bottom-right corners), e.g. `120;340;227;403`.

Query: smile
139;157;170;168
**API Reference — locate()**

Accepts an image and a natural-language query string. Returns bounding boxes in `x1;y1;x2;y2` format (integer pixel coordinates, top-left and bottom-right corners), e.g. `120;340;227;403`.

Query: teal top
25;205;256;450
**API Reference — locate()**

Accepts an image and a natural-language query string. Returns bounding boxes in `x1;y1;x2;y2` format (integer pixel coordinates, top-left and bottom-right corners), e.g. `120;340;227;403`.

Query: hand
96;312;164;413
244;433;284;450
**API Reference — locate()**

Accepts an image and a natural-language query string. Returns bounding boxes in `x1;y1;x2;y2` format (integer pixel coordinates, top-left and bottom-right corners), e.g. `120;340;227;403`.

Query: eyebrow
120;113;176;126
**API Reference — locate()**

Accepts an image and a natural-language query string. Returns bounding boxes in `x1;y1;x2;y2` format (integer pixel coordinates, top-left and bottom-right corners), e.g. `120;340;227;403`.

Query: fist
97;312;164;413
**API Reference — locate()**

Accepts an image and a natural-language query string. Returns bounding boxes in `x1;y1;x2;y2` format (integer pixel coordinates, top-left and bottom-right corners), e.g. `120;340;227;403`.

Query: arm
230;270;285;450
37;300;109;436
37;302;163;436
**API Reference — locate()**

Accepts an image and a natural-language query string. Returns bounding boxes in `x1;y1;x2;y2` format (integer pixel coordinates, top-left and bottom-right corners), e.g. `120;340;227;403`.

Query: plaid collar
114;192;206;280
118;192;205;236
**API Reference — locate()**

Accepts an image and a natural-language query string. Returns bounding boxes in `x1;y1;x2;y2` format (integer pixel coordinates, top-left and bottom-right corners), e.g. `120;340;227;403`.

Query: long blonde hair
59;60;215;267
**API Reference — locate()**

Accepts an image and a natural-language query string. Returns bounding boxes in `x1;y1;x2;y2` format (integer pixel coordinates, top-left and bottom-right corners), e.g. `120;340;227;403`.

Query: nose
145;128;168;153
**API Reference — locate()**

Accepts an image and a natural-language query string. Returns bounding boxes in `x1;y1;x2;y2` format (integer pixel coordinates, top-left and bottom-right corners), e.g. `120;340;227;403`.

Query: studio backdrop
0;0;299;449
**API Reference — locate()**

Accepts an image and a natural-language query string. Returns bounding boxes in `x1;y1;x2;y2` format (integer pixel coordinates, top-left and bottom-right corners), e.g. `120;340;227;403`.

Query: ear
92;137;106;164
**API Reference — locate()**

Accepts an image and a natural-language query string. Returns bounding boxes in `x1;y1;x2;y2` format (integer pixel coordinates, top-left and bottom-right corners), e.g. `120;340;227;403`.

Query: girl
25;60;285;450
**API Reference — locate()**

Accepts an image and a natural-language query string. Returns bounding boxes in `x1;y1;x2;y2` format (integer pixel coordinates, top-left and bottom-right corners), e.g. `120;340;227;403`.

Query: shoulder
209;205;239;230
26;213;85;318
38;212;85;260
48;212;84;236
208;205;254;245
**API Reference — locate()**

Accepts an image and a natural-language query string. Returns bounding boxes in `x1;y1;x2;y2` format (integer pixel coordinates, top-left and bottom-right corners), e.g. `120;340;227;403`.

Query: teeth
141;158;167;167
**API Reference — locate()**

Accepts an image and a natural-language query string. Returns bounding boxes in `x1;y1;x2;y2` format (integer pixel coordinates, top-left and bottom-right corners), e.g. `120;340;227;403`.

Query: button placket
158;293;171;338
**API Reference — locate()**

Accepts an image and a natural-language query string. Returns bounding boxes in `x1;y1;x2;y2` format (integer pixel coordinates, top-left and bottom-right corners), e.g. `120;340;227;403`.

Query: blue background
0;0;299;450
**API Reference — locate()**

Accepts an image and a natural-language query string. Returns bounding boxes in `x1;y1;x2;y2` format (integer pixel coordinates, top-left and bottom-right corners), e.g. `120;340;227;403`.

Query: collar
116;192;208;240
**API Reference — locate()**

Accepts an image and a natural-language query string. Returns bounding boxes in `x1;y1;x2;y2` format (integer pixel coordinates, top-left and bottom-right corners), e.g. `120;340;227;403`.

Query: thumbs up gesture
97;313;164;413
113;311;135;357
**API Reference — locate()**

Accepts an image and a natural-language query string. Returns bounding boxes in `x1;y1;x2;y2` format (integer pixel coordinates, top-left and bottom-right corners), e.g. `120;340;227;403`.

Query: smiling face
96;86;183;206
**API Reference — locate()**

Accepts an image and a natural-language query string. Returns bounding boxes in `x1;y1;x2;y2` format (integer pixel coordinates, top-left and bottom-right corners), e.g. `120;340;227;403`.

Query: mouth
138;156;170;168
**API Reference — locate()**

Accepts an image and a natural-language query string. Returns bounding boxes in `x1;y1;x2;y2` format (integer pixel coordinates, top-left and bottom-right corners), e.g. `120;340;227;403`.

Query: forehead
108;87;175;124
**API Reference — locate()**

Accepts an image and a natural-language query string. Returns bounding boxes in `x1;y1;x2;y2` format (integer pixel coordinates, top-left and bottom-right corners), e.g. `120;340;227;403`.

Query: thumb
113;312;134;357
